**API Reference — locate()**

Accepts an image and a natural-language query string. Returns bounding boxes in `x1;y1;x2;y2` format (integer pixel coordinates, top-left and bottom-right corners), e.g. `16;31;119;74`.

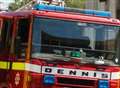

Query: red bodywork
9;59;120;88
0;10;120;88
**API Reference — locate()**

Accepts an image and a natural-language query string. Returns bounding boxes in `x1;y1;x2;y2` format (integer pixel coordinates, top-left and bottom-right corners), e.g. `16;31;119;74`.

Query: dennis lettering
42;66;110;79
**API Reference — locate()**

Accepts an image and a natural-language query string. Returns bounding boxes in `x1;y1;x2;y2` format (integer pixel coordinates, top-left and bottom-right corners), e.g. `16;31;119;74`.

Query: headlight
43;75;55;85
98;80;109;88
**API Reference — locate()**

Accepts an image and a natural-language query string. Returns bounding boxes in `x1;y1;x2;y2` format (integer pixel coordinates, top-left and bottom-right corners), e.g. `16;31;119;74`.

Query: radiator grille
56;77;97;88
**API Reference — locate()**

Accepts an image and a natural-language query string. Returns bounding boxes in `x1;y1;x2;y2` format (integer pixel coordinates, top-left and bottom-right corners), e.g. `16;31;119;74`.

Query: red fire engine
0;4;120;88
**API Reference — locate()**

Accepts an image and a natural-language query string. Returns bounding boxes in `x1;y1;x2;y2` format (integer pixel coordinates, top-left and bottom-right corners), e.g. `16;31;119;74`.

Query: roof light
33;4;64;11
43;75;55;85
98;80;109;88
33;4;112;17
83;9;112;17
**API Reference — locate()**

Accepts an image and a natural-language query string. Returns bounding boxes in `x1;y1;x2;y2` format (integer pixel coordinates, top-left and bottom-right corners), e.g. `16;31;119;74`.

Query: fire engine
0;3;120;88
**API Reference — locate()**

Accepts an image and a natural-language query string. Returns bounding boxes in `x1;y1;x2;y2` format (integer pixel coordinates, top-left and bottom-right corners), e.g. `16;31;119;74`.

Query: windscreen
32;16;120;65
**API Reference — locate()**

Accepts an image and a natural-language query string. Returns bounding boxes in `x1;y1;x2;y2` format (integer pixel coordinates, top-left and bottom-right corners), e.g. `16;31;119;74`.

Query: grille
56;77;97;88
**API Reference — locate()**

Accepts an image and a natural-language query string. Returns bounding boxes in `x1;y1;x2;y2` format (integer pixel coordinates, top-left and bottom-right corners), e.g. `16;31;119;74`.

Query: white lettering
42;66;110;79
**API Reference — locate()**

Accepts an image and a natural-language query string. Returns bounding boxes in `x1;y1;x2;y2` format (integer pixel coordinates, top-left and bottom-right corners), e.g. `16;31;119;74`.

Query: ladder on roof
15;1;34;12
15;0;65;12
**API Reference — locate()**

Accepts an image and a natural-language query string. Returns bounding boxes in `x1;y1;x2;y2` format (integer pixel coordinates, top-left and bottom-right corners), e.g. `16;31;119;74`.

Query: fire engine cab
0;3;120;88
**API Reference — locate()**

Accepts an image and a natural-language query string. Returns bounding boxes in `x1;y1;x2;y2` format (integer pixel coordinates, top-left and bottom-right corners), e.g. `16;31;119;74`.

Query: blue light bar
43;75;55;85
98;80;109;88
33;4;64;11
83;9;112;17
33;4;112;17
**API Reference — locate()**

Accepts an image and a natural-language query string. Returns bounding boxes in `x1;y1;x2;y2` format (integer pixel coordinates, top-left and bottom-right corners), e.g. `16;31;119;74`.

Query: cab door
0;18;13;60
13;17;30;60
0;17;14;87
9;17;31;88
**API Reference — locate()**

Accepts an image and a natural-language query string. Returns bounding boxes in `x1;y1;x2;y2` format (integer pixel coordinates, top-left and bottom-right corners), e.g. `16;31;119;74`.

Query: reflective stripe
12;62;42;73
0;61;41;72
25;63;41;73
111;72;120;79
0;61;10;69
0;61;120;80
12;62;25;70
